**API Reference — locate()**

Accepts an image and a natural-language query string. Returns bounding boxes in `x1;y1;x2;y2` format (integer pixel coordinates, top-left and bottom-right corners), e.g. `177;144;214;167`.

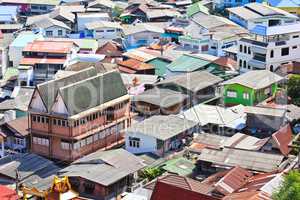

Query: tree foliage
272;170;300;200
140;167;164;181
288;75;300;106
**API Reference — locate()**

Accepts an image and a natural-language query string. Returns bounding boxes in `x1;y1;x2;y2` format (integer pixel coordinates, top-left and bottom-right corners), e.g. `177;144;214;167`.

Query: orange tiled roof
23;41;75;54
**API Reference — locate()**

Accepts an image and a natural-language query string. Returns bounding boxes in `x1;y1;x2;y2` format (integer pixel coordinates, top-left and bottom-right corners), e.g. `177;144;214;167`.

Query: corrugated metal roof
127;115;197;141
245;106;286;117
23;40;75;53
221;70;283;89
198;148;284;172
167;54;212;72
132;87;187;108
60;149;145;186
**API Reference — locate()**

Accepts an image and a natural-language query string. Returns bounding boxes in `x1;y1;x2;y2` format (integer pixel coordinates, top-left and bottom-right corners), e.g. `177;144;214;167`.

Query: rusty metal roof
23;41;76;54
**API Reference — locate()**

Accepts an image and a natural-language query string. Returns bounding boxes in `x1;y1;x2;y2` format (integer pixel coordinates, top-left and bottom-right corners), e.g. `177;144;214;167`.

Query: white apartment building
238;23;300;73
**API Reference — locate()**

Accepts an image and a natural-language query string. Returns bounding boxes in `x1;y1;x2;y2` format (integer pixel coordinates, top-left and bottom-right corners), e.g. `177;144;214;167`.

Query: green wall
223;83;278;106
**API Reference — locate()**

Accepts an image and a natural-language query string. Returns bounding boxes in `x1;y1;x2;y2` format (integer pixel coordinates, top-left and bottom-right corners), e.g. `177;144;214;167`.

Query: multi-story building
227;3;299;30
238;23;300;72
19;40;79;85
28;67;131;162
213;0;264;10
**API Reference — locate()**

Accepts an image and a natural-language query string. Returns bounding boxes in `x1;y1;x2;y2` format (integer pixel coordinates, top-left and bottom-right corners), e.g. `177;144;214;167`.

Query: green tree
288;75;300;106
272;170;300;200
140;167;164;181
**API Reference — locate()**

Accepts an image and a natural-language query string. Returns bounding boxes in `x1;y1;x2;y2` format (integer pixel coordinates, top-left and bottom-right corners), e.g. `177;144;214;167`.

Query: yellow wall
279;7;300;15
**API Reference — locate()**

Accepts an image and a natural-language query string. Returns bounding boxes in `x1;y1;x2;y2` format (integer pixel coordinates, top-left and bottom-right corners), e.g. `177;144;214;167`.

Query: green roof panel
167;54;212;73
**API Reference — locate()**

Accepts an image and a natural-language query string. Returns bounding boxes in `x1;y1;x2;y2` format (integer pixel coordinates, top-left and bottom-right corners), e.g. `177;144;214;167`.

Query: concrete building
125;115;197;156
238;23;300;72
28;68;131;162
227;3;299;30
19;40;78;85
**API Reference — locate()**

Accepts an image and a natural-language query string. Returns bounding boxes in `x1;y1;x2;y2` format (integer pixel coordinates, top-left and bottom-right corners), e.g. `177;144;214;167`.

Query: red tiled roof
271;124;293;156
0;185;18;200
223;191;271;200
20;57;66;66
23;41;75;53
150;175;219;200
213;57;237;70
118;59;154;70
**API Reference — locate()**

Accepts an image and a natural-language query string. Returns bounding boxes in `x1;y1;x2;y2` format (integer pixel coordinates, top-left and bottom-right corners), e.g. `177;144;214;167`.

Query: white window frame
243;93;250;100
227;91;237;98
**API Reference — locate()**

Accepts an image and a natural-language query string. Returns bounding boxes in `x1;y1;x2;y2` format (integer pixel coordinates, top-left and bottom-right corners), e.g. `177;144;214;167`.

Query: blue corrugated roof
10;32;43;47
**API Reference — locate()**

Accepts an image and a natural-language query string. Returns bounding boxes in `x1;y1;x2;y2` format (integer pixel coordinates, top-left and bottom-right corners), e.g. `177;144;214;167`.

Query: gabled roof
213;57;238;71
183;104;245;128
36;67;98;112
123;23;164;35
126;115;197;141
150;174;219;200
213;166;253;195
0;153;60;182
33;17;71;30
88;0;116;9
227;3;298;20
157;71;223;92
271;124;293;156
132;87;187;108
60;149;145;186
167;54;213;73
187;2;209;17
221;70;283;89
3;116;29;137
58;71;128;116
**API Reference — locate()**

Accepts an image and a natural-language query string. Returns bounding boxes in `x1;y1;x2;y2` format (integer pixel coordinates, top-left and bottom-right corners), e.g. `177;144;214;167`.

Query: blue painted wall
216;0;264;9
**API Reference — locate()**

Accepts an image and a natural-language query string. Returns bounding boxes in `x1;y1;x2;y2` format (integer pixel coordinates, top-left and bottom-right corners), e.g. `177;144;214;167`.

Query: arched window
239;45;243;52
270;50;274;58
270;65;274;72
239;60;242;67
243;60;247;68
244;46;247;53
248;47;251;54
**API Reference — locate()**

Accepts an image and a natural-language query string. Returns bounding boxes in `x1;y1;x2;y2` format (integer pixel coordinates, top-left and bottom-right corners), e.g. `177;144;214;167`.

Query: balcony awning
248;59;266;69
